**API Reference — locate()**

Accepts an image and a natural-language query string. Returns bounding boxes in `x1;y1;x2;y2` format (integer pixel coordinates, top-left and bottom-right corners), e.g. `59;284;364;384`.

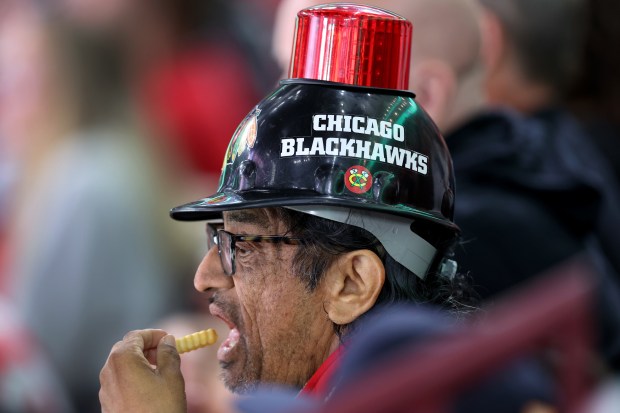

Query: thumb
155;335;187;410
157;335;182;379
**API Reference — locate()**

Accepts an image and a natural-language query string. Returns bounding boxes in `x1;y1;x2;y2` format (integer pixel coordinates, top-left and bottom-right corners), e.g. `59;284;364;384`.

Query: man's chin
219;368;259;395
223;378;260;395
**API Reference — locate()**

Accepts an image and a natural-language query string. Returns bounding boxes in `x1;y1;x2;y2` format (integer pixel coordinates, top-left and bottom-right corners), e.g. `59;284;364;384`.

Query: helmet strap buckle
438;258;458;280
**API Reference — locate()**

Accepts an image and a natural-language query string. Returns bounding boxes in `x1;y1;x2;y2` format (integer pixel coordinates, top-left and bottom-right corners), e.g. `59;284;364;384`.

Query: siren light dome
289;3;413;90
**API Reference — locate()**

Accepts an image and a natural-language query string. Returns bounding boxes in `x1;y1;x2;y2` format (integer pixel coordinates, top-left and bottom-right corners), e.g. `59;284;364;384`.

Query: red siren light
289;3;413;90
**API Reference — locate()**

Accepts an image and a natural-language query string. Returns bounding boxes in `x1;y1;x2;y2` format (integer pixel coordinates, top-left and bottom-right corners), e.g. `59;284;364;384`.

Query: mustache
210;293;242;329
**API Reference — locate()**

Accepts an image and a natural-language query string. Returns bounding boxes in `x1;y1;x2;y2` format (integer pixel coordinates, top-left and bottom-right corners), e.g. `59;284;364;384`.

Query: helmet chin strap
286;205;437;280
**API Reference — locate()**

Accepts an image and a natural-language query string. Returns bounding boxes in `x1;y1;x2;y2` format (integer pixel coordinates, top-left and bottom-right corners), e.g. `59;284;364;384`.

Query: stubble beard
218;343;262;394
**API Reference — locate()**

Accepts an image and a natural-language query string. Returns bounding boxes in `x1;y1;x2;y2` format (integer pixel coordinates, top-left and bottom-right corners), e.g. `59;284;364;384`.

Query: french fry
175;329;218;354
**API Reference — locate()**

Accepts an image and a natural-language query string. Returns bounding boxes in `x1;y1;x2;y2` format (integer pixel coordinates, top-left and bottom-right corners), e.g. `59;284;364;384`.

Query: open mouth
209;304;241;362
218;327;240;361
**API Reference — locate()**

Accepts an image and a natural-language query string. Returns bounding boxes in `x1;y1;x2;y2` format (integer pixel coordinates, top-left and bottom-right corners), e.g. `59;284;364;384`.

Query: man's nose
194;246;234;293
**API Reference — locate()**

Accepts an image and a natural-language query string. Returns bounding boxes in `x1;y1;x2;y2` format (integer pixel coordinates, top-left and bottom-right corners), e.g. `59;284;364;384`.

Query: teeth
228;328;240;349
218;327;240;358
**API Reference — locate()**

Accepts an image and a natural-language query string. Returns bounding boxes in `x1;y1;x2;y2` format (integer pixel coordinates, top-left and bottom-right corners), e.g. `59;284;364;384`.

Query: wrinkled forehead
223;208;287;232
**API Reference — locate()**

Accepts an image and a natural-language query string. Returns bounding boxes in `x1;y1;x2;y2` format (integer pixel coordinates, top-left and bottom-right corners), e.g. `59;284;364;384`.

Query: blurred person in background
478;0;585;114
131;0;280;200
30;0;274;405
471;0;620;370
271;0;620;371
69;0;283;279
0;296;75;413
0;2;78;412
1;0;203;411
474;0;620;283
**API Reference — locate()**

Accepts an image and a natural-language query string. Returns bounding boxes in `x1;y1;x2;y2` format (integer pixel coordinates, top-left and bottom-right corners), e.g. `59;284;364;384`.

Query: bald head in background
272;0;486;133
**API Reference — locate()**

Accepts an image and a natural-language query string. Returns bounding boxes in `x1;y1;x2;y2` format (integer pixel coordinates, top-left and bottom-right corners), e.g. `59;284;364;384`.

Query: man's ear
410;59;457;131
479;10;505;85
322;250;385;325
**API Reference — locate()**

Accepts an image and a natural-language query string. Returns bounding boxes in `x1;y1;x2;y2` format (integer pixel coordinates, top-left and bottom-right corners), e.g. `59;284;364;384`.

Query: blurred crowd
0;0;619;412
0;0;279;411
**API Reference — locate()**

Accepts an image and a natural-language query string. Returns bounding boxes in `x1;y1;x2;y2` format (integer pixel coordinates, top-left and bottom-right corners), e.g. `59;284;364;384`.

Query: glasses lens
206;223;222;251
218;230;234;275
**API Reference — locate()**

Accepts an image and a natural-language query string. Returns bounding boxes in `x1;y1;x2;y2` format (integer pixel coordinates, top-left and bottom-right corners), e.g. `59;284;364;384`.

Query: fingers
103;330;157;382
100;330;187;413
157;335;180;371
108;329;167;367
121;329;168;353
157;335;184;386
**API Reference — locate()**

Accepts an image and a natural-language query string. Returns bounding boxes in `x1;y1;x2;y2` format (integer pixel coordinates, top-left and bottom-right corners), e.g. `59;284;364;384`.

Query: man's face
194;209;336;393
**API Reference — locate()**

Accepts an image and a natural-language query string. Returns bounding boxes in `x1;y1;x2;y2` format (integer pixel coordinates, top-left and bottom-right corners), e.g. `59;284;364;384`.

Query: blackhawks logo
345;165;372;194
224;107;259;166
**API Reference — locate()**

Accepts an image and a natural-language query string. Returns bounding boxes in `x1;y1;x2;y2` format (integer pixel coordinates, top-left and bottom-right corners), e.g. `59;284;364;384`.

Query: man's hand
99;329;187;413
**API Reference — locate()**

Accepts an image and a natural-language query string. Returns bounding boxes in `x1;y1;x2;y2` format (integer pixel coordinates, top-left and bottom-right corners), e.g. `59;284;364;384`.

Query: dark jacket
447;108;620;369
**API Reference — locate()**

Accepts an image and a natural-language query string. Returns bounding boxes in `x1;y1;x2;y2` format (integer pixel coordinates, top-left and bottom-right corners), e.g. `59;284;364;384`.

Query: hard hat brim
169;189;459;233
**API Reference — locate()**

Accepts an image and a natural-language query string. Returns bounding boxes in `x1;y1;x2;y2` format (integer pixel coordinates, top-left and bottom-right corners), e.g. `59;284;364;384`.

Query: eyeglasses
206;221;306;276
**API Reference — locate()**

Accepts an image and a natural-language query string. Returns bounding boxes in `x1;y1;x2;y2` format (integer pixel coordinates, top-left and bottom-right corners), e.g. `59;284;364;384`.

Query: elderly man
99;4;472;412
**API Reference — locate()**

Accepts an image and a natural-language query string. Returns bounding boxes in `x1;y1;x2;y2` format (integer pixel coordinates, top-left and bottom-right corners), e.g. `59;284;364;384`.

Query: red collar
299;346;344;397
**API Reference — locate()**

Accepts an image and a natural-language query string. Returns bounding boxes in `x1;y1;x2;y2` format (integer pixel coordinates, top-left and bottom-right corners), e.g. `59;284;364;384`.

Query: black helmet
171;4;458;279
